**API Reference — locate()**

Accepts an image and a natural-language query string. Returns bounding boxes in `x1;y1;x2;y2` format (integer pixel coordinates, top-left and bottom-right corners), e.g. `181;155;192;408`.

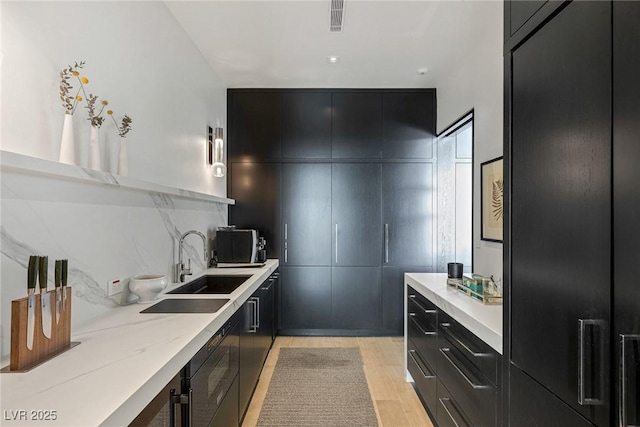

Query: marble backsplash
0;169;228;359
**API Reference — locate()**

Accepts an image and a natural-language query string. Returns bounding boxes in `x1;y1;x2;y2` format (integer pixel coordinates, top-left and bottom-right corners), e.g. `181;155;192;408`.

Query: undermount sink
140;298;230;313
168;275;251;295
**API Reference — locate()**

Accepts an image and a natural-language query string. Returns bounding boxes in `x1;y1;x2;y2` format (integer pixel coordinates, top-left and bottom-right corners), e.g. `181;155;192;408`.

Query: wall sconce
208;126;226;177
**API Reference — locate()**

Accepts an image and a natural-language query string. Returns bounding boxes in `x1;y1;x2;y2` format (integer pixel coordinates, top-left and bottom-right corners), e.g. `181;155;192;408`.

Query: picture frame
481;157;503;242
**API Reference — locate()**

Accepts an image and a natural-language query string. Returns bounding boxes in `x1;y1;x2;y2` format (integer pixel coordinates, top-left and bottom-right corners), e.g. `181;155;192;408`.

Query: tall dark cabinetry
505;1;640;426
229;89;436;336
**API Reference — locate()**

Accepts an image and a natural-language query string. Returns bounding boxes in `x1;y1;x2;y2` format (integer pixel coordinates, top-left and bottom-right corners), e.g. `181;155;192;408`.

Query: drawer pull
408;349;435;379
409;296;437;315
439;397;470;427
440;348;488;390
441;323;488;358
409;313;436;336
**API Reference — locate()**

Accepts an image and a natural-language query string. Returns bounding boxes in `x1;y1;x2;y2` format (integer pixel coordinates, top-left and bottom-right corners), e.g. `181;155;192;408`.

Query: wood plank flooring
241;336;435;427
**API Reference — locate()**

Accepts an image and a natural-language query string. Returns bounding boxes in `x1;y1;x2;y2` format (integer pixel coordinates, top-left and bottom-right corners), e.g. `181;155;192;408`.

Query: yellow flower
107;110;113;115
72;71;79;76
80;77;89;84
101;100;108;106
76;95;83;102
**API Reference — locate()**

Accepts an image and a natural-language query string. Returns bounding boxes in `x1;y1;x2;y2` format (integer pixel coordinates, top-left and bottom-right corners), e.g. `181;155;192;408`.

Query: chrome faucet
175;230;208;283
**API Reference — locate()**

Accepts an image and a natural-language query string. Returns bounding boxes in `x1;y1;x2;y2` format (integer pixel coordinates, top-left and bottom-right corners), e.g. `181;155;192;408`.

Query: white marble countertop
405;273;502;354
0;260;278;426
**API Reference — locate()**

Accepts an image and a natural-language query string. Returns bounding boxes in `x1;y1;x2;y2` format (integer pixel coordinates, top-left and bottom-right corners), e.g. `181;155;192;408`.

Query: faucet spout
175;230;208;282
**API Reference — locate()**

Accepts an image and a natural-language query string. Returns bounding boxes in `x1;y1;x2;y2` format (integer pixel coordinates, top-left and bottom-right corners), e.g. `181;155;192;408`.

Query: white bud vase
59;114;76;165
118;136;128;176
89;126;101;170
108;137;120;174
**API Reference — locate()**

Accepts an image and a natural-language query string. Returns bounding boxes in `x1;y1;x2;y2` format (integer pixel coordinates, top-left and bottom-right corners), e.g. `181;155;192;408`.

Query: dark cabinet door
382;163;434;267
613;3;640;426
331;92;382;159
228;162;281;258
510;364;595;427
281;92;331;158
382;91;435;159
331;163;382;266
239;299;256;421
280;266;331;330
281;163;332;266
331;267;381;330
508;0;547;36
228;91;281;161
510;2;611;426
384;267;433;335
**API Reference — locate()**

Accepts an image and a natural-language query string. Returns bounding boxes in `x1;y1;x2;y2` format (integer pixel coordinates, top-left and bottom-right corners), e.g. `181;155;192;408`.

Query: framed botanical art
481;157;503;242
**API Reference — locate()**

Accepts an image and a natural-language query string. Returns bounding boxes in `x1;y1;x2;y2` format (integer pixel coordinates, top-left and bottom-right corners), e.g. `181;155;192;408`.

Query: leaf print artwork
492;178;503;222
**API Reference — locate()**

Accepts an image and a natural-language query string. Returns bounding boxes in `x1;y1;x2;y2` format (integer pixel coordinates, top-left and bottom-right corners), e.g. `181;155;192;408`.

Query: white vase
89;126;101;170
59;114;75;165
108;137;120;174
118;137;128;176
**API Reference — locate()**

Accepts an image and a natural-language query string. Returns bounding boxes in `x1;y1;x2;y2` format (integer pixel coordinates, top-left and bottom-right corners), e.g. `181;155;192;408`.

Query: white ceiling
165;0;502;88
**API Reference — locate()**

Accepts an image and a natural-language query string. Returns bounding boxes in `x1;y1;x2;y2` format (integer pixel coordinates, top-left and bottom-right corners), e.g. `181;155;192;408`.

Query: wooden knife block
8;288;72;371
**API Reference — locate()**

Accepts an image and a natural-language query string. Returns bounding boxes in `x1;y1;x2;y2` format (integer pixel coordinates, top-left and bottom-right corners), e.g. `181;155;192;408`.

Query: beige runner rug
256;347;379;426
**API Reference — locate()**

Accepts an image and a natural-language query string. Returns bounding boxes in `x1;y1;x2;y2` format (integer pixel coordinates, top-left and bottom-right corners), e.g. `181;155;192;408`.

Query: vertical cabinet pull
284;223;288;263
384;223;389;263
578;319;606;406
335;223;338;264
248;299;258;333
620;334;640;427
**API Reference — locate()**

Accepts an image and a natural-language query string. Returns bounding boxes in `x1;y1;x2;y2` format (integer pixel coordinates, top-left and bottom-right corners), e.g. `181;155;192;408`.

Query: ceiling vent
330;0;345;32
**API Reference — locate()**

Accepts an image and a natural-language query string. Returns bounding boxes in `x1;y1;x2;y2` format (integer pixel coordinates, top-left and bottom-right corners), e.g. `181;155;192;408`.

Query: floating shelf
0;151;235;205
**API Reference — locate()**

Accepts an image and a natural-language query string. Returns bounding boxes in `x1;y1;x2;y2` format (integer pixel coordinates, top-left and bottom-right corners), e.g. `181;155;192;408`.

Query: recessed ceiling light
417;67;429;75
327;56;340;64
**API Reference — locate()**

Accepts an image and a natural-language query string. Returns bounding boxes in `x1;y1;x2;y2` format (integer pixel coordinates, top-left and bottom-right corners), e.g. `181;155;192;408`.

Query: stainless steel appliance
182;311;240;427
216;229;266;267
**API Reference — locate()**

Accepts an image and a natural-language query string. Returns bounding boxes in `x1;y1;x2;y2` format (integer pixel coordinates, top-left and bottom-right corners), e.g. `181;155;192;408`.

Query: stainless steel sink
140;298;230;313
168;275;251;295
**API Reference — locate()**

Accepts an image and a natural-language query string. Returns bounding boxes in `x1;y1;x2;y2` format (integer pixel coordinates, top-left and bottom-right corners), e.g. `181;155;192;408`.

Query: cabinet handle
261;278;274;291
409;313;436;336
438;397;470;427
170;388;192;427
284;223;288;263
255;296;260;329
578;319;605;406
440;348;487;389
440;323;487;358
247;299;257;333
335;223;338;264
408;296;436;316
408;349;435;379
384;223;389;263
620;334;640;426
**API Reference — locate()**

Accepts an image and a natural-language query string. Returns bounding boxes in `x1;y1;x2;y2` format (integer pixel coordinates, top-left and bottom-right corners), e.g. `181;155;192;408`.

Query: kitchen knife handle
27;255;39;292
55;260;62;288
61;260;68;287
620;334;640;427
39;256;48;291
578;318;606;406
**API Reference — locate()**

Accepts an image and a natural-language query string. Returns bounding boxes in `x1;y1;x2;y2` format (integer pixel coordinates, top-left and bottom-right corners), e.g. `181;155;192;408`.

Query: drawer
407;288;438;330
437;345;497;427
436;378;473;427
438;310;499;386
407;339;437;417
407;309;438;367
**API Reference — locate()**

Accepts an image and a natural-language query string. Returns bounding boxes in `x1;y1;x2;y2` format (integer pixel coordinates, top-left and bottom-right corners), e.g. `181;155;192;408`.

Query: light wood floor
241;336;435;427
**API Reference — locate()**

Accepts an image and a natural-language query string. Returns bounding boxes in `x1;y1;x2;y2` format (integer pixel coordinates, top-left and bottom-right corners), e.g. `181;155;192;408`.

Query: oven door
129;372;183;427
189;320;240;427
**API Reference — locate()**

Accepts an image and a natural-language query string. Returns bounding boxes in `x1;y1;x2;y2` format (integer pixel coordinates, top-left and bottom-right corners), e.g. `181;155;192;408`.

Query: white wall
0;1;229;359
434;1;504;281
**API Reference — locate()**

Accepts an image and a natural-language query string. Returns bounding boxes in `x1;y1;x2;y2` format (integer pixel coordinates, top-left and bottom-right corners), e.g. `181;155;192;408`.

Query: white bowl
129;275;168;303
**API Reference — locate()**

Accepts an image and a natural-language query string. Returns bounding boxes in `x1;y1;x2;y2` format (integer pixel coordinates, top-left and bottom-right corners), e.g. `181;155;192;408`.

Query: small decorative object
129;275;168;303
454;273;502;305
85;95;108;170
447;262;463;279
481;157;504;242
109;112;132;175
58;61;86;165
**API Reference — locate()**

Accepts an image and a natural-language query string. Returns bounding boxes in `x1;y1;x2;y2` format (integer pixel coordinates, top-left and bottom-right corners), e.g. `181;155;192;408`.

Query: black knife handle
27;255;39;291
55;260;62;288
61;260;68;287
39;256;48;291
